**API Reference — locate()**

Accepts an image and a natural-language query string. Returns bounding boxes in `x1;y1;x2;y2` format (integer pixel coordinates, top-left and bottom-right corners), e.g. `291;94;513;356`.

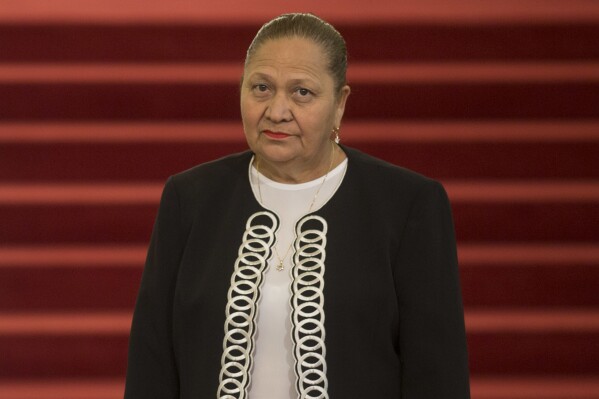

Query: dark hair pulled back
245;13;348;94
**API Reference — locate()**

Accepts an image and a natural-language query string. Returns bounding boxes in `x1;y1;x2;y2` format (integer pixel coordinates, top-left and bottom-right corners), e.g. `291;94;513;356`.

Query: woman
125;13;470;399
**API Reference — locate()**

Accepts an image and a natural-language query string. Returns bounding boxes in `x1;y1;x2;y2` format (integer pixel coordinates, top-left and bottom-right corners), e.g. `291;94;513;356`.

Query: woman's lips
263;130;291;139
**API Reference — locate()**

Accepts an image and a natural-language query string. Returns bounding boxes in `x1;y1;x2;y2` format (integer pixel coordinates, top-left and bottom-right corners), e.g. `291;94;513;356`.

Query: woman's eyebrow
246;72;273;81
287;77;322;89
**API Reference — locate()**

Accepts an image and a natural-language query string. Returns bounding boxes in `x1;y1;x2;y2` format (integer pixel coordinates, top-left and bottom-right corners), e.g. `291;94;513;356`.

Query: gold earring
332;127;340;144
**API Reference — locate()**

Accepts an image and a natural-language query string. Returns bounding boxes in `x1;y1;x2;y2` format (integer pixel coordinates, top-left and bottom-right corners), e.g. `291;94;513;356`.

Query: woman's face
240;37;350;172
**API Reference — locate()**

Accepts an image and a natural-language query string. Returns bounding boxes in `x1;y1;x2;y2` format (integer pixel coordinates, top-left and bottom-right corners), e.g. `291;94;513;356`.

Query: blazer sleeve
124;176;184;398
394;180;470;398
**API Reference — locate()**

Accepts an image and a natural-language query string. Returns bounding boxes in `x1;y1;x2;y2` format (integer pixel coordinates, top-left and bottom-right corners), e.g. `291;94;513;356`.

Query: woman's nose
265;92;293;122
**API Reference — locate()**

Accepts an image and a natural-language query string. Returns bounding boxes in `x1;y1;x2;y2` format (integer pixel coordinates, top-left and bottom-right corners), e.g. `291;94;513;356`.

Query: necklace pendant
276;261;285;271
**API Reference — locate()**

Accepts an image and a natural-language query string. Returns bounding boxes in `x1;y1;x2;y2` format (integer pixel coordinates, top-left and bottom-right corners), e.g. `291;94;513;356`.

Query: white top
247;157;348;399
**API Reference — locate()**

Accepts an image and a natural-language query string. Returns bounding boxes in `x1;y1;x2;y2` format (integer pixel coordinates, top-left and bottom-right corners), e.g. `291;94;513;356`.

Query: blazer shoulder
168;150;252;191
344;146;443;196
153;150;255;217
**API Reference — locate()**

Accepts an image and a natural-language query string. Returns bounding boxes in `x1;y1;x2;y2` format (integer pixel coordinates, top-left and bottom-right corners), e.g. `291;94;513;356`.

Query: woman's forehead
245;37;331;82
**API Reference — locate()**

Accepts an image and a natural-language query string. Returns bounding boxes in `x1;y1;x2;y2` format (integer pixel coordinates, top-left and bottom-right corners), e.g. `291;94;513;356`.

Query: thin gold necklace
255;141;336;271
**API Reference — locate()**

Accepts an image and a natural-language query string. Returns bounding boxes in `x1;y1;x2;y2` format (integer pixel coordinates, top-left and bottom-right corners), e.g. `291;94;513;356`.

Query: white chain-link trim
217;211;278;399
291;215;329;399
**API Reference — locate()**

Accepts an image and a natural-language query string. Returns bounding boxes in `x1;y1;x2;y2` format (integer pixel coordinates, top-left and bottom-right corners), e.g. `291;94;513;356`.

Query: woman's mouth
263;130;291;139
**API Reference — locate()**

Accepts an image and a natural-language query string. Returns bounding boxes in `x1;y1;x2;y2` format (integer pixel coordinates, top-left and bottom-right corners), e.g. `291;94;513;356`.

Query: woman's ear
335;85;351;126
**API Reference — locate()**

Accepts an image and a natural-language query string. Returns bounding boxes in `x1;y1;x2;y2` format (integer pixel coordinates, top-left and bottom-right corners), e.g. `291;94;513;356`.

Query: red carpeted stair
1;1;599;398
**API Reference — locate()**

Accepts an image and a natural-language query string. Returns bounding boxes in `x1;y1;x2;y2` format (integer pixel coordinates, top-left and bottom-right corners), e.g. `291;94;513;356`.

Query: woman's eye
252;84;269;94
293;88;313;101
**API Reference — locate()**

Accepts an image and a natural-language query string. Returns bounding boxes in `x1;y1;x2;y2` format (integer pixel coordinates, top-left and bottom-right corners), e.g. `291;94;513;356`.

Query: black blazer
125;146;470;398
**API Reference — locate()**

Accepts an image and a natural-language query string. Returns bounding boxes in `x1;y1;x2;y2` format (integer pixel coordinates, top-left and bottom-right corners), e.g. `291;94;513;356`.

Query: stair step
3;0;599;24
0;204;157;244
465;264;599;308
2;82;598;120
1;18;598;62
3;62;599;83
1;244;597;311
0;379;124;399
2;243;596;266
1;199;597;243
1;310;598;378
460;244;599;307
1;121;598;143
2;377;599;399
453;201;599;241
466;309;599;333
471;377;599;399
2;141;598;181
0;245;146;266
453;201;599;242
0;267;141;311
2;263;597;311
0;312;131;335
0;334;129;379
2;121;597;181
2;181;598;204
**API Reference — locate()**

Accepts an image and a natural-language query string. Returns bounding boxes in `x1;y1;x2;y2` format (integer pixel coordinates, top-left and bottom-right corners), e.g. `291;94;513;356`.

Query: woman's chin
254;144;298;164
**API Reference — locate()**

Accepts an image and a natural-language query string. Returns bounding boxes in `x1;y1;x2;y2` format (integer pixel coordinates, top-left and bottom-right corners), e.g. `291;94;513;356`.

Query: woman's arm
124;177;184;398
394;180;470;398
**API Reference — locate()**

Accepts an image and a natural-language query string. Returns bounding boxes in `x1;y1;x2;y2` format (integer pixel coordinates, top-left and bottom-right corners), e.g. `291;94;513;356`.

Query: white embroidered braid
291;215;329;399
217;211;278;399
